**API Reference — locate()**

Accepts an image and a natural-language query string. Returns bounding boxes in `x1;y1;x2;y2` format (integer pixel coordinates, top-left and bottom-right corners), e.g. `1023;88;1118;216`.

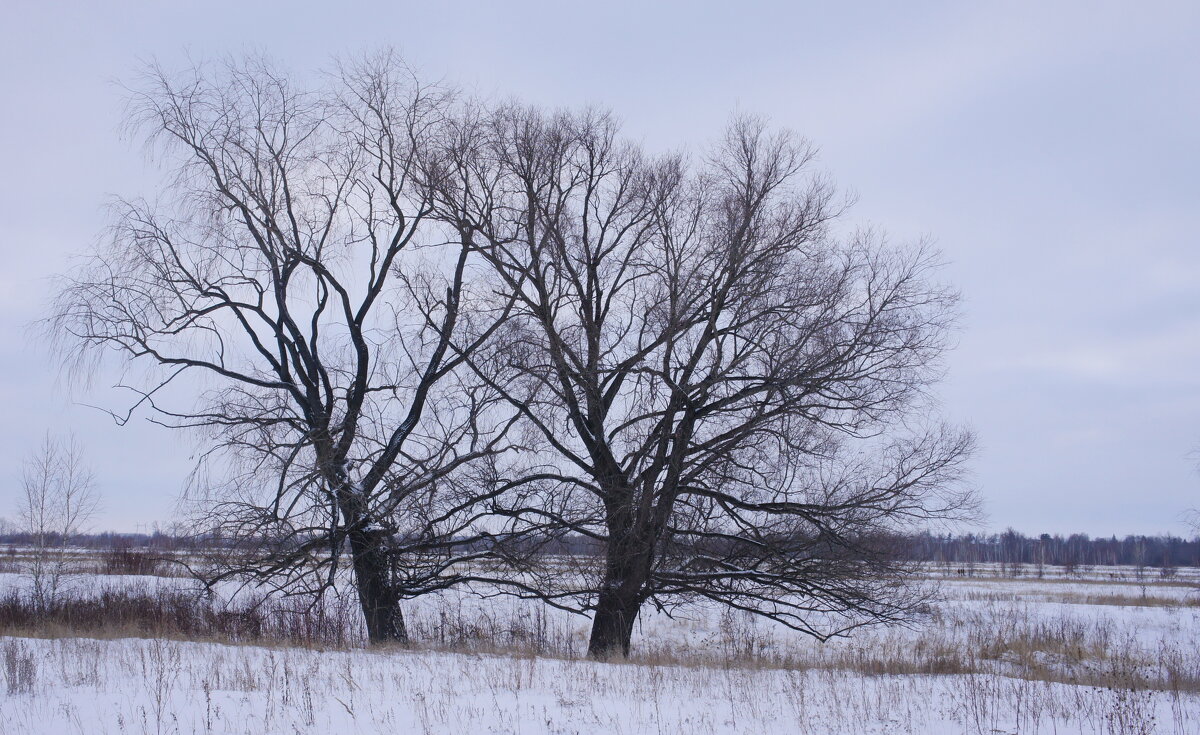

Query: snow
0;566;1198;733
5;636;1174;734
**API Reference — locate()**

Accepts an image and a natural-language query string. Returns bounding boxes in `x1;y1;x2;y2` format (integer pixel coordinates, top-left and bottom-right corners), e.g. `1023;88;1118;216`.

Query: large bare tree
50;54;521;643
431;107;976;657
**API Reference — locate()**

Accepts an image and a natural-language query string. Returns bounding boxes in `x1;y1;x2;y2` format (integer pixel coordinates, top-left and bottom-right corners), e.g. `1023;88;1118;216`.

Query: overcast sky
1;1;1197;535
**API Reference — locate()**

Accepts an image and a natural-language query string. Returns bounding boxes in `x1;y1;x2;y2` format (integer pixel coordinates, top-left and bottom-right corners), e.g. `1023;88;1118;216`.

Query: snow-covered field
2;566;1198;734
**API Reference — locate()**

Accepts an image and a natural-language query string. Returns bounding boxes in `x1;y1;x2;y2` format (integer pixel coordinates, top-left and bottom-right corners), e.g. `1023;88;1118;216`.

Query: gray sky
2;1;1198;535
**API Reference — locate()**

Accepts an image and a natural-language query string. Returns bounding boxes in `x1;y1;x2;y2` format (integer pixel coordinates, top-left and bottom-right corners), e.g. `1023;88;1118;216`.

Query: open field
1;561;1198;734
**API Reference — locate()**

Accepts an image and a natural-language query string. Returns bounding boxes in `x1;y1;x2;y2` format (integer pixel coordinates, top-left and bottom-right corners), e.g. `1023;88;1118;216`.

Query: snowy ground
2;566;1198;734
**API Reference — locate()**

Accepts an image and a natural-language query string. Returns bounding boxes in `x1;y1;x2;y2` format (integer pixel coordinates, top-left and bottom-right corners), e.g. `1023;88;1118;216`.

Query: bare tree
18;432;100;611
49;53;523;644
432;107;977;657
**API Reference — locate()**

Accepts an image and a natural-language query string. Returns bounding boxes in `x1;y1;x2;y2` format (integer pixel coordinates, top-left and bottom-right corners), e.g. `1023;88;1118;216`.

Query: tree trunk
348;528;409;644
587;508;650;658
587;587;642;658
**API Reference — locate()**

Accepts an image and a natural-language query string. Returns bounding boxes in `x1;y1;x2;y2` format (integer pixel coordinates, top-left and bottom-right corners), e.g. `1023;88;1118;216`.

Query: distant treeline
897;530;1200;570
0;531;202;552
3;529;1200;570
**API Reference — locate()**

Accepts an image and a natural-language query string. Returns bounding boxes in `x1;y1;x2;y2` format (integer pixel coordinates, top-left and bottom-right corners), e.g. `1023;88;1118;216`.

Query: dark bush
99;545;164;576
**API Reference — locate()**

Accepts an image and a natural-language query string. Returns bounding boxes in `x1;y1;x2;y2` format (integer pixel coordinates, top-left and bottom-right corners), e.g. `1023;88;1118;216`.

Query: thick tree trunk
587;508;651;658
348;528;408;644
587;587;642;658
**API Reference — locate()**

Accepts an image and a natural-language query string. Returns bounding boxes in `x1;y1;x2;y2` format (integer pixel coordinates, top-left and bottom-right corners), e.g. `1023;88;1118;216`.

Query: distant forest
2;529;1199;571
898;530;1200;570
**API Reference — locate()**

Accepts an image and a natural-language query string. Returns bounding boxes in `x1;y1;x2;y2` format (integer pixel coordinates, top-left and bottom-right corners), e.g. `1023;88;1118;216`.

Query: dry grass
0;580;1194;692
0;589;361;649
965;589;1200;608
1;633;1192;734
0;567;1197;715
0;572;1196;734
